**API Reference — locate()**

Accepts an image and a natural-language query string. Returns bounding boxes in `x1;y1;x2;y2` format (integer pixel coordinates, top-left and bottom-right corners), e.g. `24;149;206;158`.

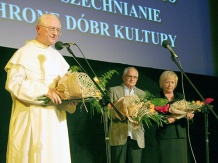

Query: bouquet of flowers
38;66;118;107
168;98;214;119
113;91;169;128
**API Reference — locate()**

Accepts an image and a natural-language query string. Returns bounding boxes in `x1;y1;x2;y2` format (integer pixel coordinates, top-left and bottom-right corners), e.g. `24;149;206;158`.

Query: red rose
154;104;170;113
202;98;214;105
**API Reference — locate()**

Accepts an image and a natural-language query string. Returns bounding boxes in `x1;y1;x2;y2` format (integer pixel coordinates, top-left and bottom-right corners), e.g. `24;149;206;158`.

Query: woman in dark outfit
156;71;194;163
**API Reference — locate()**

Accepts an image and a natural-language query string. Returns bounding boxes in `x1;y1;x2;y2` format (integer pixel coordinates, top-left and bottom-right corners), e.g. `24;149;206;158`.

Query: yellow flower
95;91;101;96
149;108;155;114
93;76;100;83
195;100;201;105
149;104;155;109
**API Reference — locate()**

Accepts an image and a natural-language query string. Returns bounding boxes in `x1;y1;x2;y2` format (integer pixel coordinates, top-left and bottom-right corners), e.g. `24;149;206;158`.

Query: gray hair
122;67;138;76
37;14;61;27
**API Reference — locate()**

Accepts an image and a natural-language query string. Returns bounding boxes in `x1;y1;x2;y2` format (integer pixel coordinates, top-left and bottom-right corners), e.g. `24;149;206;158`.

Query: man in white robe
5;14;75;163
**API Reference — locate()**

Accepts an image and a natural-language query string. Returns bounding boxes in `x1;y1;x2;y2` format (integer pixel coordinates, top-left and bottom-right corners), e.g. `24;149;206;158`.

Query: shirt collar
124;84;136;95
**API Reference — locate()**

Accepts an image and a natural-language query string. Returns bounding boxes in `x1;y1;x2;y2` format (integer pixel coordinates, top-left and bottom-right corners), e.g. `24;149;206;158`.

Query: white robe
5;40;72;163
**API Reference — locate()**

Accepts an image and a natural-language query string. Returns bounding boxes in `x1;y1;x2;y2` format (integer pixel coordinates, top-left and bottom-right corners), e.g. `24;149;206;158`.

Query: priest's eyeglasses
41;26;62;35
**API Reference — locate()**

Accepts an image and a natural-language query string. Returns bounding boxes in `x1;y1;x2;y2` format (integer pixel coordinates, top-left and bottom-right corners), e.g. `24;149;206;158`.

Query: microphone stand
170;54;218;163
65;46;125;163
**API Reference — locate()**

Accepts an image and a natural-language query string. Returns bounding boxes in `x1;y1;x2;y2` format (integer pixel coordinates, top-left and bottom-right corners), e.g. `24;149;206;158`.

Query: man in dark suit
108;67;146;163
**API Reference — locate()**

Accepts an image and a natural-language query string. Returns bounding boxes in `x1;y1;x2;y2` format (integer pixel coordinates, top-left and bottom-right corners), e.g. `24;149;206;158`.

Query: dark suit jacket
156;90;187;139
108;84;146;148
